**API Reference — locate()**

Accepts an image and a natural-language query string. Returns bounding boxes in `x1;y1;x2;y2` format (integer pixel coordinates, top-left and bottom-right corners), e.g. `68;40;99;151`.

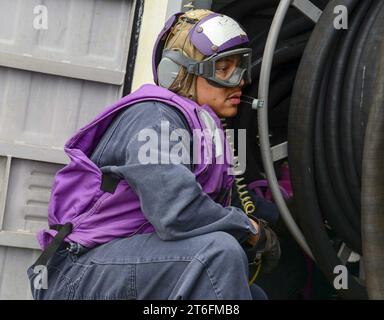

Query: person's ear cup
157;57;182;89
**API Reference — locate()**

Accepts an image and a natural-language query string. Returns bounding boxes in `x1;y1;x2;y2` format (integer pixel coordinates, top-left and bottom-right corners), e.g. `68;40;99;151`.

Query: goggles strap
162;50;203;76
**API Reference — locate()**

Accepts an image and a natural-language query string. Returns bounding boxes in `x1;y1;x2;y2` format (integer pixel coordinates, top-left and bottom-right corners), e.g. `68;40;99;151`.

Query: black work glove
243;218;281;274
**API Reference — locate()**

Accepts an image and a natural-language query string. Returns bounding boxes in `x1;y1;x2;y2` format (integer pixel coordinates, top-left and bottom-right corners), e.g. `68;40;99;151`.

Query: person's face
196;55;245;118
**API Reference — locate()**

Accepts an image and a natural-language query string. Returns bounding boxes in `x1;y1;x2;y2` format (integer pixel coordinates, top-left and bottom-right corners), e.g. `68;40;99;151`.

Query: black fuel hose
323;0;373;238
351;0;384;179
288;0;367;299
361;39;384;299
339;0;379;211
313;38;362;254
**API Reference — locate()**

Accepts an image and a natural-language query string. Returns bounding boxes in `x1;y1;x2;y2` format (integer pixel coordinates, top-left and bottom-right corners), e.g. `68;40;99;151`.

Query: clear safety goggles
162;48;252;88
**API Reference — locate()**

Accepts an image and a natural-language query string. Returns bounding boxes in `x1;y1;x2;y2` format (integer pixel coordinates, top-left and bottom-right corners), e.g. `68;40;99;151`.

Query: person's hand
244;218;281;274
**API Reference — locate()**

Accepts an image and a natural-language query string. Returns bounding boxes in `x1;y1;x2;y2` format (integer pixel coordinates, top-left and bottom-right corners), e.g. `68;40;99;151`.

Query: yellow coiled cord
221;119;260;285
221;119;256;216
235;176;256;215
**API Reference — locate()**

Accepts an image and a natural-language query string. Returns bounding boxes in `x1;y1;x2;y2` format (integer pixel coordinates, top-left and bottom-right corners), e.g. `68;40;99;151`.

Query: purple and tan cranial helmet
152;9;252;100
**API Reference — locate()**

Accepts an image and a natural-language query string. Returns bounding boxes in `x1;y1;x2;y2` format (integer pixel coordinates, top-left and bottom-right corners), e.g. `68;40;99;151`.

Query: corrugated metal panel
0;0;136;299
0;68;120;148
0;0;134;84
0;246;39;300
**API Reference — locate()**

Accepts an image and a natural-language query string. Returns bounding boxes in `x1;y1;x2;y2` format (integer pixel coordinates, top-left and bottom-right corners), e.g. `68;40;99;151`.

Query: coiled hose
215;0;384;299
361;38;384;300
288;0;371;299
